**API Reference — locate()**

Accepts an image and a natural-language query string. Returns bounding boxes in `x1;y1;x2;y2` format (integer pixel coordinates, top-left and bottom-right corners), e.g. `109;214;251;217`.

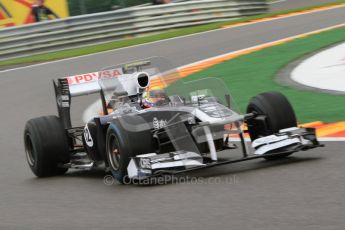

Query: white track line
291;42;345;92
178;22;345;71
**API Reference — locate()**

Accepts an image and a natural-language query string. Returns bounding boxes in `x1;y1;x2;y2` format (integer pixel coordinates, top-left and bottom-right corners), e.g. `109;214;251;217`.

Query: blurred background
69;0;153;16
0;0;188;27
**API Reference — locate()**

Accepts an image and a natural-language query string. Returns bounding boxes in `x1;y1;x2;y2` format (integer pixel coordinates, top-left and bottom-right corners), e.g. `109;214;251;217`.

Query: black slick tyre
247;92;297;160
106;116;154;184
24;116;70;177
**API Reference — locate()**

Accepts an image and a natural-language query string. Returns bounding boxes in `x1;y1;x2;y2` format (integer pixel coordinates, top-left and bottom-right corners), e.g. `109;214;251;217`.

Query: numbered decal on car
84;125;94;147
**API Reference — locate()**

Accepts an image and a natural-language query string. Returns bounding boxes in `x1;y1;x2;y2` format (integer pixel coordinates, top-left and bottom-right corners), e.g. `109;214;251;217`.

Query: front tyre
106;117;155;184
24;116;70;177
106;124;130;184
247;92;297;160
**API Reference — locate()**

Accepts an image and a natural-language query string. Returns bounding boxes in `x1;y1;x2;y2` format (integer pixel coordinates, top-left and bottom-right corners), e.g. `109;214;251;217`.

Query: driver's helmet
142;86;169;108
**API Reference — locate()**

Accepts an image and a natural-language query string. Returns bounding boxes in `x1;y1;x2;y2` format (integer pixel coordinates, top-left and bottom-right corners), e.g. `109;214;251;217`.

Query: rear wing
53;61;151;129
53;70;116;129
65;70;123;97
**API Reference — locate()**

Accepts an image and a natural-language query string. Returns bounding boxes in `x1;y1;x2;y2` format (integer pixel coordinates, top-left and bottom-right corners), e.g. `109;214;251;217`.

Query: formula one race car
24;57;323;183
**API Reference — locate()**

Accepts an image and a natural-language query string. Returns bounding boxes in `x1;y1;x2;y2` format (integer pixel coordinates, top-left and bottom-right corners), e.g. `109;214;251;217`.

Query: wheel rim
107;133;121;171
24;133;35;167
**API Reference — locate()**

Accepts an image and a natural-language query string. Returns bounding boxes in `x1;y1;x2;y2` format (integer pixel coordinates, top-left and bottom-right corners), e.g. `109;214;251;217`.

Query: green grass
1;0;345;67
185;27;345;123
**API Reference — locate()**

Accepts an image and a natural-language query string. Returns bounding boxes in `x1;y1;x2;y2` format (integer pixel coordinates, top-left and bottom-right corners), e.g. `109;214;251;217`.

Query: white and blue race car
24;57;323;184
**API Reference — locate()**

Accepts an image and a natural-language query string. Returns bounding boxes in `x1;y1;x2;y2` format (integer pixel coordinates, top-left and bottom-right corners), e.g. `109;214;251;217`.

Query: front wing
127;127;323;180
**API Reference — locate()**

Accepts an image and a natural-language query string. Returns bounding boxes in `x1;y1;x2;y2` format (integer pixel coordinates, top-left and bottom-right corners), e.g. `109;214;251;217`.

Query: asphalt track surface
1;2;345;230
269;0;342;11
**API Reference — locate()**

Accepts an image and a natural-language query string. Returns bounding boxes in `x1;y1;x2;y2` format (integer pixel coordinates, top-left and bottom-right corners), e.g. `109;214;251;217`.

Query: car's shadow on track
139;155;323;187
188;155;323;178
64;168;107;178
120;156;320;186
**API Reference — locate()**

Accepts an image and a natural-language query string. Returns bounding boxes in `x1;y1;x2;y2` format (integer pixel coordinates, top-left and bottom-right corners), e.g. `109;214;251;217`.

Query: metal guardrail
0;0;268;60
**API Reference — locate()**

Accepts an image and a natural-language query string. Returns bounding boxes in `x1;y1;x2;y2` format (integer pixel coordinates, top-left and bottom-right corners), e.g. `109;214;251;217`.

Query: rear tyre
24;116;70;177
106;116;155;184
247;92;297;160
